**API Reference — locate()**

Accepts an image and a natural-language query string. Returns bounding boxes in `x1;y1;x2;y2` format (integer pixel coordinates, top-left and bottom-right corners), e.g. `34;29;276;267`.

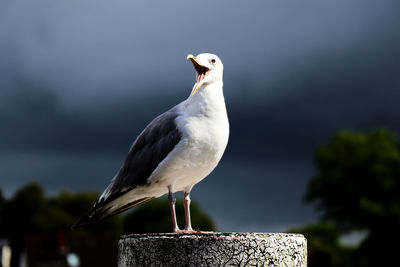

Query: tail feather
71;196;155;230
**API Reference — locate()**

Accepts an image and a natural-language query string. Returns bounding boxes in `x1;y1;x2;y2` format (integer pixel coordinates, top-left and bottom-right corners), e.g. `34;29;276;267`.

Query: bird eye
211;59;216;64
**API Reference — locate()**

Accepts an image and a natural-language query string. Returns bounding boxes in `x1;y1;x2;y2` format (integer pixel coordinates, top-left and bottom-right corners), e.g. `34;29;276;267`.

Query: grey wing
98;109;182;207
72;108;182;229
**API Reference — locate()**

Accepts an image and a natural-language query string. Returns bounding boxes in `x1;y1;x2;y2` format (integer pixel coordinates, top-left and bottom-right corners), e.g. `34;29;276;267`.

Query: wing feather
105;110;181;199
72;108;182;228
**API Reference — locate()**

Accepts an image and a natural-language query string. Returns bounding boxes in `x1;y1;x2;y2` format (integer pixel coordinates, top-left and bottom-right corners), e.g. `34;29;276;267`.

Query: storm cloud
1;0;399;231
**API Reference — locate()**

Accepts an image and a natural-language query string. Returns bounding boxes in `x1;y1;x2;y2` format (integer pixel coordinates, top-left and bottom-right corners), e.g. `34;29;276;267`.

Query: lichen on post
118;232;307;266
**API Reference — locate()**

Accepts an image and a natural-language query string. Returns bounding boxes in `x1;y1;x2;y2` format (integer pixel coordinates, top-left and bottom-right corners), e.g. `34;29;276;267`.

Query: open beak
187;54;209;95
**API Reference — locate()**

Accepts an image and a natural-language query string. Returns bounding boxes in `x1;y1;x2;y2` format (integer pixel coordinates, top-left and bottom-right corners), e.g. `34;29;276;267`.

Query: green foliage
0;189;5;235
1;183;216;266
306;129;400;231
3;183;47;235
124;197;215;234
300;129;400;266
0;183;216;263
290;222;353;267
0;183;124;249
50;191;124;240
0;188;4;203
0;183;216;238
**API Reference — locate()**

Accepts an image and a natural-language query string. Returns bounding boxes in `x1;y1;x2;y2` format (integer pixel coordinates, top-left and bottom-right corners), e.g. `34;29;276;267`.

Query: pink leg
184;192;194;231
181;190;211;234
168;188;180;232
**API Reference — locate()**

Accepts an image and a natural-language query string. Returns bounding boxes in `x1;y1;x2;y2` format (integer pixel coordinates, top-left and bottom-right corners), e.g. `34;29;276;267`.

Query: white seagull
72;53;229;233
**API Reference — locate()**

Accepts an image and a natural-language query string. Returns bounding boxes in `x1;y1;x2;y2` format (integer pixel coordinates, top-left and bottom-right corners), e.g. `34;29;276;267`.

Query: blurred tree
0;183;216;266
1;183;123;266
124;198;215;234
290;222;353;267
3;183;46;234
303;129;400;266
0;188;4;204
306;129;400;231
3;183;46;267
50;191;124;240
0;189;5;236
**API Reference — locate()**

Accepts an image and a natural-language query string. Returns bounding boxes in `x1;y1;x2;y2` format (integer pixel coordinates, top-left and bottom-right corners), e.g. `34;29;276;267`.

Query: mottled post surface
118;232;307;266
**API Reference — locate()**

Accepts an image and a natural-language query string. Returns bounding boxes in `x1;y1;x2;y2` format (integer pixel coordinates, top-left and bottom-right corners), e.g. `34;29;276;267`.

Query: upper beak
187;54;209;74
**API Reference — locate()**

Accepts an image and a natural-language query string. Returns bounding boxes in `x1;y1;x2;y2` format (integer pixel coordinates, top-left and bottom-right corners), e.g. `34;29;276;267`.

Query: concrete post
118;232;307;266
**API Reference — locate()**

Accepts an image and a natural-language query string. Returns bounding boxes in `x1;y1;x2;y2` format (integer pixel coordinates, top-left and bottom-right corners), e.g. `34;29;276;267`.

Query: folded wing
72;108;182;229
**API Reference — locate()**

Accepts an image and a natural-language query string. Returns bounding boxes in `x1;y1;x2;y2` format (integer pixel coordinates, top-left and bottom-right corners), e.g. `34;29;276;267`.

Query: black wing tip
71;215;93;230
71;202;115;230
71;196;156;230
71;222;81;230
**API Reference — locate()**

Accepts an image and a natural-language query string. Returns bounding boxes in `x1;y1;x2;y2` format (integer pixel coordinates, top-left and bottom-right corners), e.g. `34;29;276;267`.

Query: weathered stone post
118;232;307;266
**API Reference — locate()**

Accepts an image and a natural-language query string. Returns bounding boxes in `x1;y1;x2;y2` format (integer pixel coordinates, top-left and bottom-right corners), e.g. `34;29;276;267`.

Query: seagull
72;53;229;233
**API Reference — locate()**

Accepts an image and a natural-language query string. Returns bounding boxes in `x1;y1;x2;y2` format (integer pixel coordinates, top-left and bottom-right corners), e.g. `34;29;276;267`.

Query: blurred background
1;0;399;266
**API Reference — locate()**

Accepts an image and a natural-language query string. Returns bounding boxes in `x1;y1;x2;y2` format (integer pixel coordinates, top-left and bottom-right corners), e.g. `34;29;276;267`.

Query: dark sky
1;0;399;232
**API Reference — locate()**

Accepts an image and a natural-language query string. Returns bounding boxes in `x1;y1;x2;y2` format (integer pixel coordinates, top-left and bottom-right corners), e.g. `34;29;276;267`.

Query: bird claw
173;228;199;234
172;228;214;234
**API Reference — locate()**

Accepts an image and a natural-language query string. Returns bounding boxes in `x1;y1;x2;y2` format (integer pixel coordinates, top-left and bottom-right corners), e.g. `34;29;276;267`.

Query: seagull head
187;53;223;95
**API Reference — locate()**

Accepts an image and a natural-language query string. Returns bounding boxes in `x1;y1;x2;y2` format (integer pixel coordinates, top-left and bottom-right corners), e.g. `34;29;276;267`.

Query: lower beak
187;54;209;95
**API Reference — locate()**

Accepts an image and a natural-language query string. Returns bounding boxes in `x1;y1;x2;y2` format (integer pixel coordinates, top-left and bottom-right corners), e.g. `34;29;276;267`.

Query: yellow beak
187;54;208;95
187;54;201;67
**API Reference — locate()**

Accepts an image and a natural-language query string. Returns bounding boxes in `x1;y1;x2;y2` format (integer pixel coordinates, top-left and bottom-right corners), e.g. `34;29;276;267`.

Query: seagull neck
187;81;226;114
